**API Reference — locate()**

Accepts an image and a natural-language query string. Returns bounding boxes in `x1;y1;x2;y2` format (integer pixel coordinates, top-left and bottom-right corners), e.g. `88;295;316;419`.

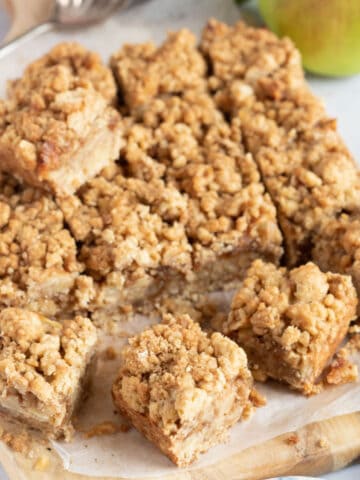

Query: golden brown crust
0;44;122;195
223;260;358;394
56;76;283;320
111;30;207;110
0;308;97;437
112;314;255;466
124;92;282;263
58;78;282;318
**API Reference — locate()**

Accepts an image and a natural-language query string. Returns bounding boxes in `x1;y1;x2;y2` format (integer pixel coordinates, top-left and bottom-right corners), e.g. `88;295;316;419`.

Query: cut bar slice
223;260;357;394
0;44;123;196
0;172;87;318
111;30;207;111
68;30;282;322
201;19;360;266
0;308;97;438
313;213;360;314
112;314;256;467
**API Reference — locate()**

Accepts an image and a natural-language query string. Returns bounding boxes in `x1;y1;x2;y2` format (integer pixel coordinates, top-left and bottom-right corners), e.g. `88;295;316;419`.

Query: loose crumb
326;352;358;386
249;388;267;407
317;437;329;449
33;455;50;472
1;430;31;455
285;433;299;445
84;421;130;438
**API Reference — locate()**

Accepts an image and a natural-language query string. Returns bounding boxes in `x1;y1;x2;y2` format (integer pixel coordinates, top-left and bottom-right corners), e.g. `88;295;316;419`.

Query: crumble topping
115;313;253;434
201;19;360;265
0;308;97;414
0;172;83;316
58;163;192;279
0;43;122;195
201;19;303;95
111;30;207;110
123;92;282;262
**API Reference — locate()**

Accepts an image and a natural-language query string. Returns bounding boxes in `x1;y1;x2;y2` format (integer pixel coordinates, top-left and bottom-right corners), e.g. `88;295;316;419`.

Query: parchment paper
1;0;360;477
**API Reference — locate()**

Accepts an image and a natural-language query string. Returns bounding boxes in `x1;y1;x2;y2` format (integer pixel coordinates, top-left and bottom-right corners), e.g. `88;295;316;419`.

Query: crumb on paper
326;354;358;386
249;388;267;407
84;421;130;439
317;437;329;449
103;346;117;361
33;455;50;472
1;430;31;455
251;365;268;383
285;433;299;445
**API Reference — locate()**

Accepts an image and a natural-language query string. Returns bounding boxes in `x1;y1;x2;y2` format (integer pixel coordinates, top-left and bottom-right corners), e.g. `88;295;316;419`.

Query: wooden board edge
0;412;359;480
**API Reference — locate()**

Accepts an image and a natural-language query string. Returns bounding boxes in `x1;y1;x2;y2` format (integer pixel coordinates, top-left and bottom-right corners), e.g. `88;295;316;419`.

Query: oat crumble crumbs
285;433;299;446
0;43;122;195
325;349;358;386
223;260;358;394
84;421;130;438
0;308;97;437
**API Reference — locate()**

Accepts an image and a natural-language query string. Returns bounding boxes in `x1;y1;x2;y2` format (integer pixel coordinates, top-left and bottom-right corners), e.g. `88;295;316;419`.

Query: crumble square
313;213;360;314
0;43;123;196
0;172;87;318
201;19;360;265
0;308;97;438
222;260;358;394
58;162;193;321
10;42;117;104
112;314;256;467
111;30;207;111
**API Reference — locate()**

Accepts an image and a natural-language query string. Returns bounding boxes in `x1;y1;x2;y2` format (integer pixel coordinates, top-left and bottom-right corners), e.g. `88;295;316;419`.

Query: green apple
258;0;360;76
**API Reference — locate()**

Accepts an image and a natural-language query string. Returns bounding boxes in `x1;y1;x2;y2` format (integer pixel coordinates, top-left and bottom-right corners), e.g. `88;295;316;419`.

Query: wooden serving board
0;412;360;479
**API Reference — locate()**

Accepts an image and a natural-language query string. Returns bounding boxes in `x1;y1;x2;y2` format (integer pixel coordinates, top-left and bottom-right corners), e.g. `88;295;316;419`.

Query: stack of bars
0;18;359;467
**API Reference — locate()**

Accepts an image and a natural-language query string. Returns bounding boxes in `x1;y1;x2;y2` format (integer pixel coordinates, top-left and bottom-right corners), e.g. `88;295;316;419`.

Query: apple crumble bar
112;314;256;466
312;213;360;314
222;260;357;394
0;308;97;438
111;30;207;111
0;172;87;318
0;43;123;195
201;19;360;265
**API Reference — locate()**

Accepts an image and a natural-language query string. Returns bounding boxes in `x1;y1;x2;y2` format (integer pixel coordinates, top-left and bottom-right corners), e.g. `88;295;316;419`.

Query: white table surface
0;1;359;479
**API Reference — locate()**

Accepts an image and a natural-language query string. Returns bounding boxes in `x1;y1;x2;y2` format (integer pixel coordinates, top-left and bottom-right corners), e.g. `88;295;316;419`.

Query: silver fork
0;0;130;60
